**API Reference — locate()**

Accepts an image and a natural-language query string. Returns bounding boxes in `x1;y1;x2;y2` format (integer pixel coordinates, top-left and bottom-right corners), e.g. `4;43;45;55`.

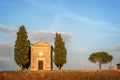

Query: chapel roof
31;40;51;47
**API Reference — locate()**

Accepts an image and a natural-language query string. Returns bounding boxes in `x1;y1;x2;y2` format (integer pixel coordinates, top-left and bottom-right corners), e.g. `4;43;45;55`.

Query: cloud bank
0;24;17;34
0;24;72;43
0;43;19;71
29;31;72;43
111;46;120;52
0;43;13;58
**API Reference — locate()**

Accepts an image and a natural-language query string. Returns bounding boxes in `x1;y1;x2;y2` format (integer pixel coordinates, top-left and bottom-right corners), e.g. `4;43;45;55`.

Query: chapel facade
30;41;53;70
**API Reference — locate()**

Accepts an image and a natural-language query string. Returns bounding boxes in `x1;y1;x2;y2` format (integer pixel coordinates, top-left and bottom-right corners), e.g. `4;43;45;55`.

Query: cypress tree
54;33;67;70
14;25;30;70
23;40;31;70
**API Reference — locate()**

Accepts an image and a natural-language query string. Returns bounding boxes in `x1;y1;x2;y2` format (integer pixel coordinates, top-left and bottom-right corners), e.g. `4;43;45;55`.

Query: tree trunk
99;62;102;70
19;64;23;71
58;65;61;70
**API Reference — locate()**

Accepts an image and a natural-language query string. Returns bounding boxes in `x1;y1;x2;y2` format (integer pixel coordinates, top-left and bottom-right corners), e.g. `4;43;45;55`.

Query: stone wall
30;41;52;71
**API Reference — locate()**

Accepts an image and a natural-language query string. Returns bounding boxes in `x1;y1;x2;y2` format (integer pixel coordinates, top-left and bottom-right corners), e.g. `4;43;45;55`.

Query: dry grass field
0;70;120;80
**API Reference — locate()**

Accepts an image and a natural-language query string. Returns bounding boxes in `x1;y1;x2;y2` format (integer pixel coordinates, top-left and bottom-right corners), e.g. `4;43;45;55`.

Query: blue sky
0;0;120;70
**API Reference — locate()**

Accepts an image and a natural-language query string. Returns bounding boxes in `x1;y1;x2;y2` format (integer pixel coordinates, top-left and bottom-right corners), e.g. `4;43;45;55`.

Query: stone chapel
30;40;53;70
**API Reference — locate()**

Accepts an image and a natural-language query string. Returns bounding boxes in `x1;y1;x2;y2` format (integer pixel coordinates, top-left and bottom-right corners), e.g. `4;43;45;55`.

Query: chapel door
38;61;43;70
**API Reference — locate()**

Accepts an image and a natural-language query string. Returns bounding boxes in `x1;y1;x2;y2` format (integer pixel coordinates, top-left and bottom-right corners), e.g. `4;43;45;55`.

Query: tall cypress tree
14;25;30;70
54;33;67;70
23;40;31;70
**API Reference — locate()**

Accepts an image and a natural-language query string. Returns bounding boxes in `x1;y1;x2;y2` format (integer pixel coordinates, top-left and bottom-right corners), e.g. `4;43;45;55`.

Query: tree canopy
88;51;113;70
14;25;30;70
53;33;67;70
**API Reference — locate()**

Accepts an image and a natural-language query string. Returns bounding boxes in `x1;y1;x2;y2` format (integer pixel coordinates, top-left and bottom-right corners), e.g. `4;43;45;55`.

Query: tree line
14;25;113;70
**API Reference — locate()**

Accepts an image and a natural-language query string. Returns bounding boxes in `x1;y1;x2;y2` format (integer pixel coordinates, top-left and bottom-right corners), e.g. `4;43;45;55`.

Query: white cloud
0;56;18;71
0;56;13;62
63;12;120;39
110;46;120;52
22;0;120;35
67;13;108;26
0;43;13;58
0;43;19;71
0;24;17;34
65;13;113;30
22;0;62;14
29;31;72;43
0;24;72;43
